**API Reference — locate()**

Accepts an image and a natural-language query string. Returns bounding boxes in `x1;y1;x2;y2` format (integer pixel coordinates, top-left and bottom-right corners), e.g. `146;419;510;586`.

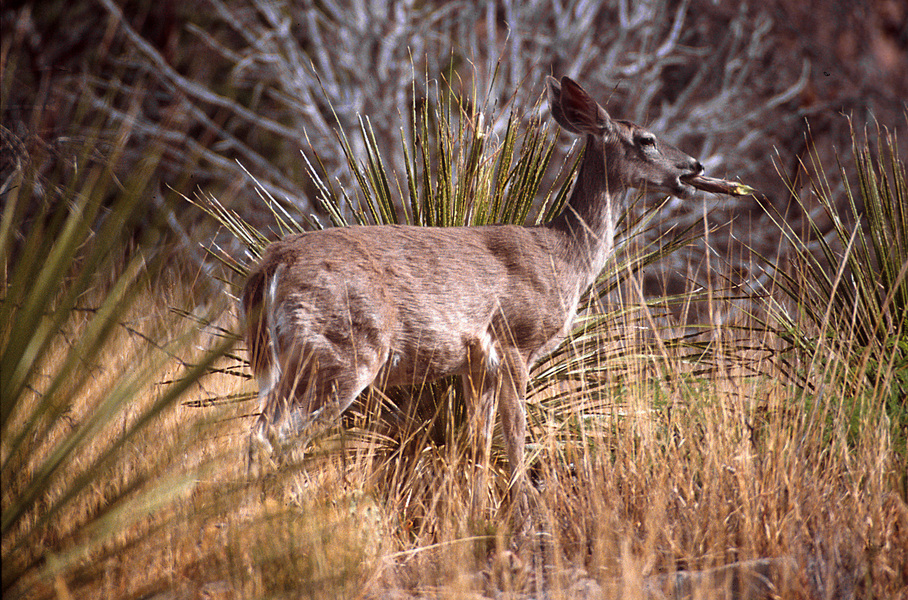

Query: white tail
242;76;707;497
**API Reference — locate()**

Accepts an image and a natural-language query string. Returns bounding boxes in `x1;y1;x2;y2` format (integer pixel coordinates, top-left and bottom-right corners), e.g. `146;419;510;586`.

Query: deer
242;75;740;512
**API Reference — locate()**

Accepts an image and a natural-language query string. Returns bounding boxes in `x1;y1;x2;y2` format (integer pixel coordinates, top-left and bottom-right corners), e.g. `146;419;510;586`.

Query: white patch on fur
265;264;285;379
250;425;274;455
478;329;500;372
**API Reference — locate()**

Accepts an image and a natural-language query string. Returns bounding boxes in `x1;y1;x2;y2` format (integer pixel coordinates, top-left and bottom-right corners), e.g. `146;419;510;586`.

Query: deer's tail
243;263;290;475
242;262;284;398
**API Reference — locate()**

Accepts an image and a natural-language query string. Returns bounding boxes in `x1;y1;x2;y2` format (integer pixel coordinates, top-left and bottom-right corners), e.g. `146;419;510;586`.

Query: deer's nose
677;158;702;174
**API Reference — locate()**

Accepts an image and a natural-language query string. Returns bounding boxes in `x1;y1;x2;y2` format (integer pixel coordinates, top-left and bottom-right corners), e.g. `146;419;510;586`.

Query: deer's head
547;76;704;200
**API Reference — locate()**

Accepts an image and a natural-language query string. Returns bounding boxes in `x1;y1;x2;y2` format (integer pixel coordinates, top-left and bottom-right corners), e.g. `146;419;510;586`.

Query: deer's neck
548;134;620;290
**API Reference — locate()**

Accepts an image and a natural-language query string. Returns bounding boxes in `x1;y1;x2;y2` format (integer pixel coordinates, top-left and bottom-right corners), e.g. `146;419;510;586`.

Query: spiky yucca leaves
760;121;907;462
0;124;233;596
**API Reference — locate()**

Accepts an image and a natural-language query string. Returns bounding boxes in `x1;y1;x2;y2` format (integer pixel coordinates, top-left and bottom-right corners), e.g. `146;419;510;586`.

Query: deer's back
245;224;582;383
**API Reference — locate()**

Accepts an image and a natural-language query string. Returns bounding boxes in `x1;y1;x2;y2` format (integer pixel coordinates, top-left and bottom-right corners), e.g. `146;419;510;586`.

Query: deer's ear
548;76;581;134
557;77;614;135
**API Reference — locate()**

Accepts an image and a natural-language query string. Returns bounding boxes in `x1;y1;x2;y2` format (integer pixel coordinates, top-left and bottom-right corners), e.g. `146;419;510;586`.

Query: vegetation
4;78;907;599
2;1;906;599
757;125;908;469
0;117;235;594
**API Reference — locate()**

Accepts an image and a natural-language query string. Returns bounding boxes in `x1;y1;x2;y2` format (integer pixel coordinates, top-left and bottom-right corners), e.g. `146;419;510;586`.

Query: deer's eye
637;134;657;148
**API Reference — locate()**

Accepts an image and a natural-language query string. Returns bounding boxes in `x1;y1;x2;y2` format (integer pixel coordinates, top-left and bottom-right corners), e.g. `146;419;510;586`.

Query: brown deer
242;76;727;502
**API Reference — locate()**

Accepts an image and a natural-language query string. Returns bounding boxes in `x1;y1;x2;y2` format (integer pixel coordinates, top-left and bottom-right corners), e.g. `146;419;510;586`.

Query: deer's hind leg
247;341;318;473
249;332;386;471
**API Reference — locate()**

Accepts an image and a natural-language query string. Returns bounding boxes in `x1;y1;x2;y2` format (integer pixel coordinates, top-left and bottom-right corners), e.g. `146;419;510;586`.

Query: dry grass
3;3;906;596
8;279;906;600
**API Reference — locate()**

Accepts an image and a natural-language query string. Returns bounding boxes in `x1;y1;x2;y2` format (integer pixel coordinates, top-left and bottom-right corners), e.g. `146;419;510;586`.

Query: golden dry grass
7;278;906;600
5;5;906;594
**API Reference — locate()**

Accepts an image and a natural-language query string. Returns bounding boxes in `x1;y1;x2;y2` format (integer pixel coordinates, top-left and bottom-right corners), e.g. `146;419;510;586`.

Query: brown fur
242;77;704;502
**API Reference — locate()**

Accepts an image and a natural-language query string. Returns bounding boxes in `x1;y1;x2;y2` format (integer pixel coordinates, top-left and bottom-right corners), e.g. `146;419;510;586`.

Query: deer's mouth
671;177;700;199
680;174;756;197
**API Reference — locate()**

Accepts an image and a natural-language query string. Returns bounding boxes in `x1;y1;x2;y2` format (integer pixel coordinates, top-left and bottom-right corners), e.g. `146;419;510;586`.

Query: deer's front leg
497;348;533;539
462;332;501;517
461;374;494;512
497;348;528;490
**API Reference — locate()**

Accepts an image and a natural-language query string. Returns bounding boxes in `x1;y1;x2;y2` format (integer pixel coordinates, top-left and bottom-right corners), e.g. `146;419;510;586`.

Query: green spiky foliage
759;120;907;464
0;118;233;596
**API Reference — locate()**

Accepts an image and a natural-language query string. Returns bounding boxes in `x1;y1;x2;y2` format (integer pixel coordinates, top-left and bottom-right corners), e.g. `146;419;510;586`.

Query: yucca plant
0;114;233;597
758;120;907;462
